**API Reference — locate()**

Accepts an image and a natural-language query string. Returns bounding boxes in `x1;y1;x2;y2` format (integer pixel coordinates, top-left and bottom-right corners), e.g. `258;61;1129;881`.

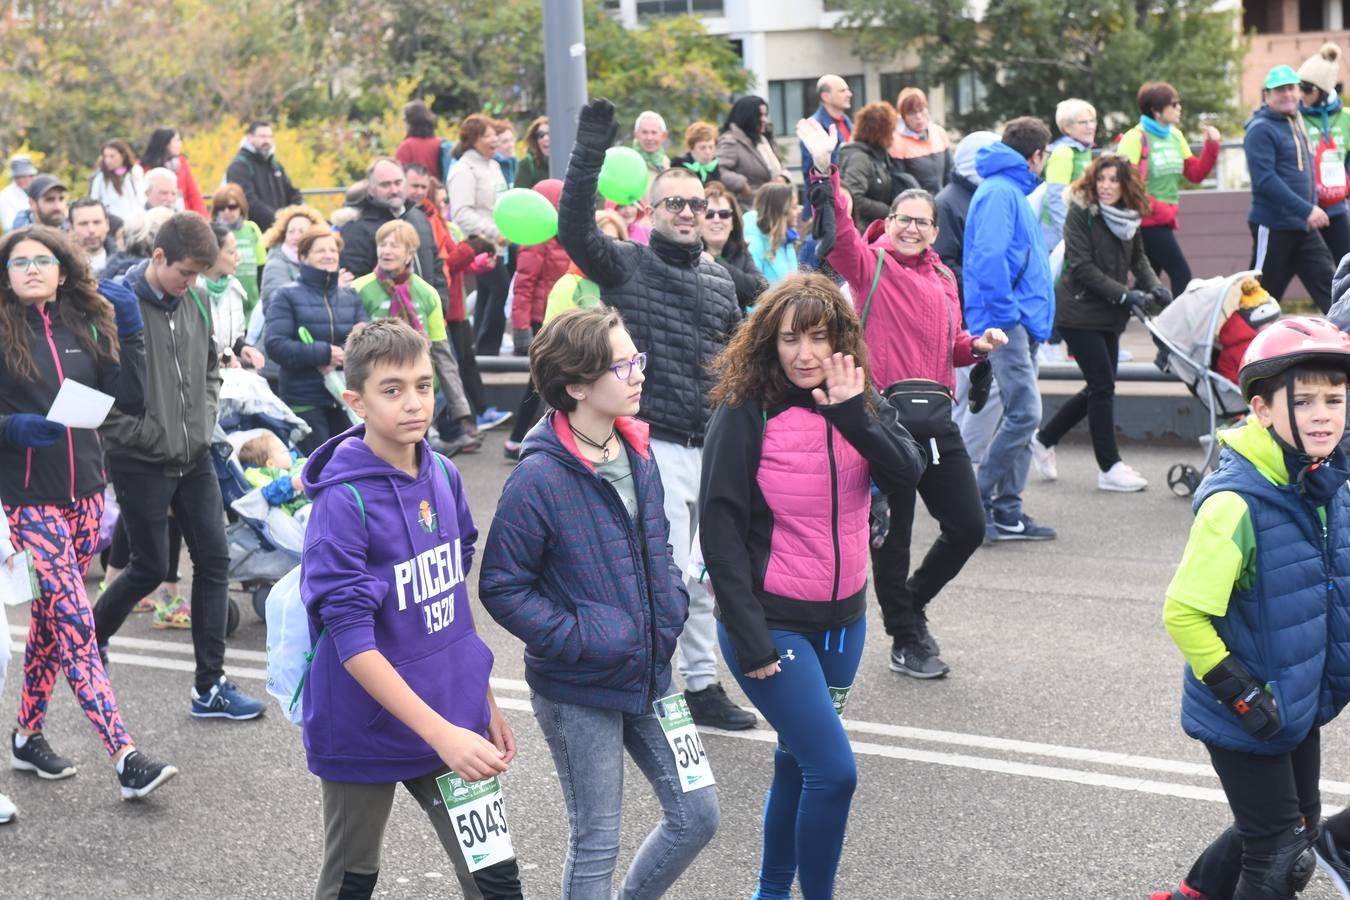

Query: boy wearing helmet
1153;316;1350;900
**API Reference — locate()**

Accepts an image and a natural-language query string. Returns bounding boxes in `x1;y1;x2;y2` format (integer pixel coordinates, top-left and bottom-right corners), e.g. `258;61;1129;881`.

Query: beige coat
716;124;784;198
447;149;506;242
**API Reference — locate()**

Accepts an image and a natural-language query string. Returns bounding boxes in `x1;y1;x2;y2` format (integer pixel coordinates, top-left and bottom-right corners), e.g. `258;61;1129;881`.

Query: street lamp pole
542;0;589;180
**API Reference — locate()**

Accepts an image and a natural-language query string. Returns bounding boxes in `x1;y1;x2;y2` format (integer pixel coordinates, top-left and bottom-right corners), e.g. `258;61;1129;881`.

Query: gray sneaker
889;643;950;679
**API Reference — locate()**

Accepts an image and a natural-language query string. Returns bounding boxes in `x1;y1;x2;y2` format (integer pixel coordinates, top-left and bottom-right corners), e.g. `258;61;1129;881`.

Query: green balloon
598;146;650;206
493;188;559;246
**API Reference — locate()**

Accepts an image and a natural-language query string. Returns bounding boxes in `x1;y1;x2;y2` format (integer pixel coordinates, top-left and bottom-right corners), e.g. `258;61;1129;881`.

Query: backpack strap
860;248;886;327
341;482;366;526
186;286;210;327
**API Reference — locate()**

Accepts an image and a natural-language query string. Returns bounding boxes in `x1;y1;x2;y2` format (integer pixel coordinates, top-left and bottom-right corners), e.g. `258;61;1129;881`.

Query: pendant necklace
570;422;617;462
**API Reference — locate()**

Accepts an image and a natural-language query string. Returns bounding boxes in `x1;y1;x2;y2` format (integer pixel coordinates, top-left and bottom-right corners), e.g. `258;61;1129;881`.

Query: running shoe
987;512;1057;542
0;792;15;824
475;408;513;432
191;676;266;720
1098;461;1148;493
152;596;191;629
11;730;76;780
438;432;483;457
117;749;178;800
889;642;950;679
1030;435;1058;481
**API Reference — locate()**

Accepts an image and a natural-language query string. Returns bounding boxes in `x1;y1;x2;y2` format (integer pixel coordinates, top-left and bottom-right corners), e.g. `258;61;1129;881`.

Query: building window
946;71;987;120
635;0;724;19
768;75;865;135
879;71;927;105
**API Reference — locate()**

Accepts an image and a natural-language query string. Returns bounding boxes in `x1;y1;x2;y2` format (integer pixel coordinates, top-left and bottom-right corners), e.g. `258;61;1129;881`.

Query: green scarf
632;141;667;170
204;274;231;303
682;158;717;179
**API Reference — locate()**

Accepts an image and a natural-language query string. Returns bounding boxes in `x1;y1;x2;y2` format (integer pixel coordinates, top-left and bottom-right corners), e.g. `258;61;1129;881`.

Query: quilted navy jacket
264;263;368;408
479;412;689;714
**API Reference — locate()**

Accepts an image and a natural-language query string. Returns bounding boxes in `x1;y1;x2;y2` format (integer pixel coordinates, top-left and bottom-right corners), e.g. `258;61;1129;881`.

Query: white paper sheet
0;552;38;606
46;379;115;429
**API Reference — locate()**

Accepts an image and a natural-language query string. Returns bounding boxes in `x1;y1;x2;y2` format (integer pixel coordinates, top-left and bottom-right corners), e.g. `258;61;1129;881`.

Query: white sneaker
0;791;16;824
1098;461;1148;492
1030;436;1058;481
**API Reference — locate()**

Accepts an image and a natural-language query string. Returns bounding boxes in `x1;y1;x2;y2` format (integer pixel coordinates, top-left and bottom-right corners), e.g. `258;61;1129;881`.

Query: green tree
835;0;1245;136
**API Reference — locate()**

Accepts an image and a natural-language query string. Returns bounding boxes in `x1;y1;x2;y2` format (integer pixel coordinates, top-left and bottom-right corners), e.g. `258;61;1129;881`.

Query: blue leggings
719;619;864;900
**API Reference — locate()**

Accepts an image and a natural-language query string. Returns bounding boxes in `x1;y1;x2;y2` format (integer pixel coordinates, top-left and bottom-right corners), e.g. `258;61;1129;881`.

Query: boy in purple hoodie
298;319;521;900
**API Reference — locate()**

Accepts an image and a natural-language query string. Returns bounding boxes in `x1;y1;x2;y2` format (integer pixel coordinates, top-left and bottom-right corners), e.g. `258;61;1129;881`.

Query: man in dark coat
225;121;303;232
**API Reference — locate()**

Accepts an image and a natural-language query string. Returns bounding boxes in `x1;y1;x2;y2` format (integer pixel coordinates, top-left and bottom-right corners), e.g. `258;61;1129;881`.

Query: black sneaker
1318;828;1350;895
914;608;940;657
685;684;757;730
889;643;950;679
117;749;178;800
11;730;76;780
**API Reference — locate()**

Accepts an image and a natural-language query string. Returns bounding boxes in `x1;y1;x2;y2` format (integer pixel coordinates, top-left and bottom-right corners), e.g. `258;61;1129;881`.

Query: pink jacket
819;167;978;392
757;405;871;602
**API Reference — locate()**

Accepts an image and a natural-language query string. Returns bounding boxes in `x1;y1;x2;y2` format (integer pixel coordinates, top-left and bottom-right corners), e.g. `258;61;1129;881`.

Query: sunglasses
704;209;734;221
217;203;241;212
657;196;708;214
1301;81;1320;93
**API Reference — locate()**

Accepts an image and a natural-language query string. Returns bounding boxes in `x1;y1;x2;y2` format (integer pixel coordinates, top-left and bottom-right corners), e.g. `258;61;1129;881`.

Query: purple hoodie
298;424;493;783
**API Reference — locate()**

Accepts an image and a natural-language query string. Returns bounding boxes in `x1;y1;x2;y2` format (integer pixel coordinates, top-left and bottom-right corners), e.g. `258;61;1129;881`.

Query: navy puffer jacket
479;413;689;715
264;264;367;408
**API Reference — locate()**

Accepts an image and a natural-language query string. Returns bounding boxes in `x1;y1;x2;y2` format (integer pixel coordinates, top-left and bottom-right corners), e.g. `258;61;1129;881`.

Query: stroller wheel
1167;464;1201;497
251;583;271;620
226;597;241;637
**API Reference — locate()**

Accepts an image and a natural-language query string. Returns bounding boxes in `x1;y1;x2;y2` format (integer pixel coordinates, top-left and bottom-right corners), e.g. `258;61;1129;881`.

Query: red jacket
398;136;445;182
818;166;977;392
177;155;206;216
418;197;476;322
512;179;571;329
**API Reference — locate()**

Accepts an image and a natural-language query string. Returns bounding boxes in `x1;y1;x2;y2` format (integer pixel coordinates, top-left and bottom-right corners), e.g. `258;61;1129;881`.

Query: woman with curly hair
1032;154;1167;493
698;273;923;900
258;204;328;307
0;226;176;800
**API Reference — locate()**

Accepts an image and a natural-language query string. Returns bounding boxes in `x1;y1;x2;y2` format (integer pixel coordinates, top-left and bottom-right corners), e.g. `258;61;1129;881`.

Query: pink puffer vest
756;405;872;601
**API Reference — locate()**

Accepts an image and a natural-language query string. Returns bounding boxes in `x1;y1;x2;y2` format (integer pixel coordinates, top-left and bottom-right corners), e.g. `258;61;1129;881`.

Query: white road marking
8;627;1343;808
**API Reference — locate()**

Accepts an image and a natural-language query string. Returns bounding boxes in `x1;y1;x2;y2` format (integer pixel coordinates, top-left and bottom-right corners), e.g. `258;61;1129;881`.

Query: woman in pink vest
699;274;923;899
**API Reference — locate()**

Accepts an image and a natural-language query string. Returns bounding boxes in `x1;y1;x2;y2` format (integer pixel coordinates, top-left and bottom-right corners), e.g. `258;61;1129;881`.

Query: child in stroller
238;432;310;516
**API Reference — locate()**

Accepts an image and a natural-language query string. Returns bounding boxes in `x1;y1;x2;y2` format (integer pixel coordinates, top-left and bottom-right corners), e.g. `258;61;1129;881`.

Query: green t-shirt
352;272;448;342
1118;125;1194;206
595;448;637;523
232;220;264;319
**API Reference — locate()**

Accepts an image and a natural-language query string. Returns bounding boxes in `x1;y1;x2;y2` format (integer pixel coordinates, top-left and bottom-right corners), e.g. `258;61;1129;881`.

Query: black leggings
1036;327;1121;472
1142;226;1192;293
508;323;544;443
473;264;512;356
1251;223;1336;313
1181;729;1321;898
446;319;485;415
870;428;985;647
108;516;181;582
1323;212;1350;269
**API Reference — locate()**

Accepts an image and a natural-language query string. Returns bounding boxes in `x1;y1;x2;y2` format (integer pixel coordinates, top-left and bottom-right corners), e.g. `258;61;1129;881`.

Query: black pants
94;455;231;694
1142;225;1192;293
1324;212;1350;269
1251;223;1336;313
1183;729;1321;899
871;428;985;646
108;515;181;581
507;323;544;443
447;318;485;415
297;406;351;455
1037;327;1121;472
473;265;512;356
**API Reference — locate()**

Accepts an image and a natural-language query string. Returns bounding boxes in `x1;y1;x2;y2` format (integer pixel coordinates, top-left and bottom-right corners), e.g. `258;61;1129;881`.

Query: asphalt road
4;430;1349;899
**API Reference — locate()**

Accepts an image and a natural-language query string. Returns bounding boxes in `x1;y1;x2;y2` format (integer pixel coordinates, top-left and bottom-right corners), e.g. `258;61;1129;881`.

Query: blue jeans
976;324;1041;520
719;621;864;900
531;693;719;900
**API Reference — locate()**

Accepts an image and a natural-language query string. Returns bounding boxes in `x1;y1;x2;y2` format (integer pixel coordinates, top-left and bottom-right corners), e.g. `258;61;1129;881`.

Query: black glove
1202;655;1282;740
575;98;618;153
1149;285;1173;307
967;359;993;414
512;328;532;357
1119;289;1150;312
869;492;891;549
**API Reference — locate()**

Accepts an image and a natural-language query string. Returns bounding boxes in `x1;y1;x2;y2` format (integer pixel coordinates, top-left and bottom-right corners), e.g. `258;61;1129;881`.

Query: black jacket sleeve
697;401;779;673
819;391;925;497
557;143;642;290
718;249;768;310
338;218;377;280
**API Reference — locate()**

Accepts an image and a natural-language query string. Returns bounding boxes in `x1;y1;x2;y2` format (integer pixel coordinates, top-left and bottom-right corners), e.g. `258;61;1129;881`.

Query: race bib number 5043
653;693;716;792
435;772;515;872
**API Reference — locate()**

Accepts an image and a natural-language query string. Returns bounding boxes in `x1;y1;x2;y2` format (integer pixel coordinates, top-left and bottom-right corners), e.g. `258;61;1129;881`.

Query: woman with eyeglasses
0;226;178;800
1116;82;1221;293
1298;43;1350;264
799;115;1007;681
481;306;719;899
1031;155;1166;494
514;116;551;192
743;183;801;287
702;181;767;310
210;184;264;318
699;274;922;900
1040;99;1097;250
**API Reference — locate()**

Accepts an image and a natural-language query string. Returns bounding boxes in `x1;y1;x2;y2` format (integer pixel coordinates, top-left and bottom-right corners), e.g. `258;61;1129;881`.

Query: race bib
828;684;853;717
1322;147;1347;188
435;772;515;872
653;693;716;792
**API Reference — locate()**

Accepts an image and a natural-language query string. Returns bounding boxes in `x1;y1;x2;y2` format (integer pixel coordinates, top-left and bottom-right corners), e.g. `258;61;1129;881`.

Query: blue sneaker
191;676;266;720
988;512;1056;542
475;407;513;432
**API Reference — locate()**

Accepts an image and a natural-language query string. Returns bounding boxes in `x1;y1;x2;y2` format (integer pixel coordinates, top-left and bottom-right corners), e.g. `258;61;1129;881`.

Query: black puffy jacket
559;142;741;446
338;199;450;304
264;264;368;408
225;145;303;232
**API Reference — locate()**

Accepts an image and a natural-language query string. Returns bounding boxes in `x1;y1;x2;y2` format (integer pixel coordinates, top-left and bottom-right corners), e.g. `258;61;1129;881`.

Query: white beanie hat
1298;42;1342;96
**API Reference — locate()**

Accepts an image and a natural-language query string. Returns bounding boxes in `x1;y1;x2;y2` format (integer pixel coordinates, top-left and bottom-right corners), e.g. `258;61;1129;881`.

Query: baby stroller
1140;270;1258;497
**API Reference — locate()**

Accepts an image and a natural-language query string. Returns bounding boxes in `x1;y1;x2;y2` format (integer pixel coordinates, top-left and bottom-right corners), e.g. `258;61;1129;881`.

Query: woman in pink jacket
801;116;1006;681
